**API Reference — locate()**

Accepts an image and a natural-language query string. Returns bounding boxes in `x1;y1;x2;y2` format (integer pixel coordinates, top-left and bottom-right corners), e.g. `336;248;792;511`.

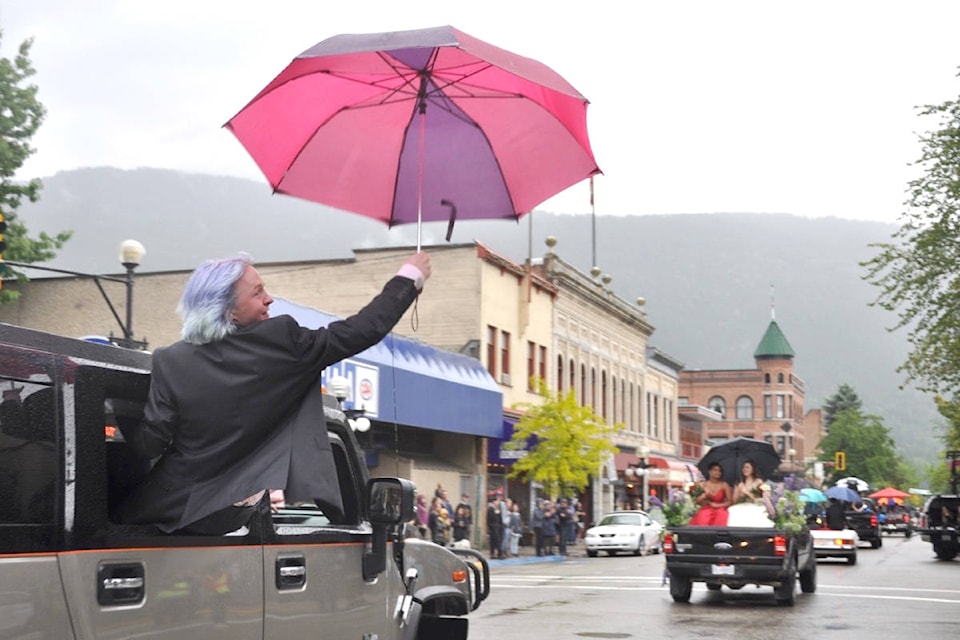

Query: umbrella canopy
226;25;599;241
799;487;827;503
697;437;781;486
825;485;860;503
868;487;910;500
835;476;869;492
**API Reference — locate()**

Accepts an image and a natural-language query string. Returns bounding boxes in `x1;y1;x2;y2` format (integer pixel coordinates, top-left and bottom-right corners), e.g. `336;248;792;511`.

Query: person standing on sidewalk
532;499;546;556
508;502;523;556
487;492;504;559
541;501;558;555
556;498;571;555
500;497;513;558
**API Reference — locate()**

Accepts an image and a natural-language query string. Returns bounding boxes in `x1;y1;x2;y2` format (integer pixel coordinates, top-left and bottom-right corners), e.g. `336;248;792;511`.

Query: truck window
0;380;57;525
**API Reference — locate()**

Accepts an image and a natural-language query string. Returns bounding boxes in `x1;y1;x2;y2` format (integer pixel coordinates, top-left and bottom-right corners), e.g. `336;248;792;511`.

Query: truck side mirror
367;477;415;525
363;477;416;581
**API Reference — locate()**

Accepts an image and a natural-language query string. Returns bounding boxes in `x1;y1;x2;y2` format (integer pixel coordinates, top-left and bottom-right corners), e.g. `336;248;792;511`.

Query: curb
487;553;571;567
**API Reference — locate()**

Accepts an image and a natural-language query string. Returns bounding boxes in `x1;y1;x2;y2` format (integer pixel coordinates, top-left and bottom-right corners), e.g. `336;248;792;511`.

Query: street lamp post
117;240;146;349
639;445;651;511
2;239;148;350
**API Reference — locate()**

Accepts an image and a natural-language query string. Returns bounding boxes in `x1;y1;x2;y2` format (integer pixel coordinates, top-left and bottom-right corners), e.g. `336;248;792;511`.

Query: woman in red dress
689;462;732;526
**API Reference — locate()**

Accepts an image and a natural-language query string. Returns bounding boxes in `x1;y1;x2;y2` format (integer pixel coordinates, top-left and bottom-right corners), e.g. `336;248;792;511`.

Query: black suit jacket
115;275;418;532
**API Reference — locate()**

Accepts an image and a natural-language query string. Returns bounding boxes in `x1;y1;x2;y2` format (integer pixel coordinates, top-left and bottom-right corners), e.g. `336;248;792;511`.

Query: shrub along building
678;314;824;479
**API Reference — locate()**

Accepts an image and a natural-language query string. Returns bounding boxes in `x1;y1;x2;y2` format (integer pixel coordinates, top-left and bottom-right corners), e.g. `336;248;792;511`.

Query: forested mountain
13;168;942;467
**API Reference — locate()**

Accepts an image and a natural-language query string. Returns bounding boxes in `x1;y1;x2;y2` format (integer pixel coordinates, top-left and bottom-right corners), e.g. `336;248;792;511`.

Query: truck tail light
452;569;467;584
663;533;675;554
870;515;877;527
904;515;910;523
773;535;787;556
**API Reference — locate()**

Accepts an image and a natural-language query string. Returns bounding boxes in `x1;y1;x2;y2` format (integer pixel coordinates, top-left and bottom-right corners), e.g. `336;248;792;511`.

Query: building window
580;364;587;406
570;359;576;398
764;373;771;384
764;395;772;419
486;325;497;378
708;395;726;418
646;392;652;436
653;395;660;438
556;355;564;393
527;341;535;390
601;371;608;419
539;346;548;387
591;367;597;409
736;395;754;420
776;394;785;419
778;372;784;384
500;331;511;380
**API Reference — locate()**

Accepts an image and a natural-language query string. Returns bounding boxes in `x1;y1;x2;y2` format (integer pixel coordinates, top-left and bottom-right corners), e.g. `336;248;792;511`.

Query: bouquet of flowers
689;483;705;502
650;488;697;529
749;482;769;501
766;485;808;535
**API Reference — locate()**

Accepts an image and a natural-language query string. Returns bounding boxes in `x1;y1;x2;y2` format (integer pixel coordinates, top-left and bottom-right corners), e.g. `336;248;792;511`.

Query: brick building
678;317;823;477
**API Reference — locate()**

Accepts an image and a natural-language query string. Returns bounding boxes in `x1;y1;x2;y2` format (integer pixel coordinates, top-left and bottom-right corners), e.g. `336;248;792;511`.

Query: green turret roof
754;320;795;359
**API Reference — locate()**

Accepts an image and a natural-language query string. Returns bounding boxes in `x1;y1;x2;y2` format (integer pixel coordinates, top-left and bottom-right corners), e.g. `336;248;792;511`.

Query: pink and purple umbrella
225;25;600;246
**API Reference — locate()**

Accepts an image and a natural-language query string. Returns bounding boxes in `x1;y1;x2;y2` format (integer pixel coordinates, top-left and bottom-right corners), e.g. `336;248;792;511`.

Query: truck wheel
799;557;817;594
905;529;912;539
774;557;796;606
669;576;692;603
706;583;722;591
871;535;882;549
935;544;958;561
847;551;857;565
587;550;597;557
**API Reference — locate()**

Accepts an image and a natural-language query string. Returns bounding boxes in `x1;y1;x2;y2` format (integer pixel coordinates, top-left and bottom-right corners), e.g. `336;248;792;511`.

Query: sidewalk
482;540;585;567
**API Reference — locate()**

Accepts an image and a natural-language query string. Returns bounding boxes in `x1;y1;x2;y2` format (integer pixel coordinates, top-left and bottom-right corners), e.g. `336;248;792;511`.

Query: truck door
58;364;266;640
263;437;404;640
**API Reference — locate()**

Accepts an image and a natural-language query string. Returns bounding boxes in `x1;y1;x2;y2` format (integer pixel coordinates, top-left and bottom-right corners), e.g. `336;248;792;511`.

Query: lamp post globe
118;239;145;348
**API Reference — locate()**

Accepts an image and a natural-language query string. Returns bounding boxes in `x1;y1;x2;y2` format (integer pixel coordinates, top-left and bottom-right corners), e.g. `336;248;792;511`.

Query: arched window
764;373;771;384
569;359;576;396
580;364;587;405
736;395;754;420
709;395;726;418
777;373;785;384
556;355;564;393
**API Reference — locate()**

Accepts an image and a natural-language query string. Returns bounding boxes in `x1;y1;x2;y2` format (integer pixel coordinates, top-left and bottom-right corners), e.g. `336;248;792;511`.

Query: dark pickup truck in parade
845;502;883;548
917;451;960;561
663;503;817;606
0;322;487;639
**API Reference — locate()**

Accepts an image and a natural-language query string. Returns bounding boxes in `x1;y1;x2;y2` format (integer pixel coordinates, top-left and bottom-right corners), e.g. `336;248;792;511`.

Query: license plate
711;564;734;576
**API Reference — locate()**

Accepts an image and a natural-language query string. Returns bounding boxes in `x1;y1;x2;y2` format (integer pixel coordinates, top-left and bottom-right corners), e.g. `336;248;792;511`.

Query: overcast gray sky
2;0;959;223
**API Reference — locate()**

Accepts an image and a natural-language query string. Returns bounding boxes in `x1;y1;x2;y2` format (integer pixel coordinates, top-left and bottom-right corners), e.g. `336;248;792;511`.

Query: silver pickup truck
0;322;488;639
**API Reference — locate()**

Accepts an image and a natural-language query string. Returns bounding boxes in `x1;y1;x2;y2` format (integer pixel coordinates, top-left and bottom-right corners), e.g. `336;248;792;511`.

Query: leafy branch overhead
505;377;619;498
0;31;72;302
862;69;960;395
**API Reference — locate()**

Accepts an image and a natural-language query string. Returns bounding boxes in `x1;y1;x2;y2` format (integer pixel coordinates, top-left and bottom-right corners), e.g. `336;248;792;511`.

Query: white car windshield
599;514;645;526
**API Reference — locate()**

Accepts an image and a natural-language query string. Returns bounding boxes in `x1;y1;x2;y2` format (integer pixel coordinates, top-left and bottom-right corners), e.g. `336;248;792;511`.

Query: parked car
585;510;663;557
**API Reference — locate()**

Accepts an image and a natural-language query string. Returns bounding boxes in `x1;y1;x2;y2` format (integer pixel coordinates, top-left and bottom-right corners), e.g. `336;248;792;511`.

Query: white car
585;511;663;557
810;527;859;565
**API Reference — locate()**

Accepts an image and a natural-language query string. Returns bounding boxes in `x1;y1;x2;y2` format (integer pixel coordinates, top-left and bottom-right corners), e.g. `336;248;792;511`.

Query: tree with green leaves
926;396;960;492
861;70;960;395
822;383;863;431
817;408;914;490
0;31;71;303
505;378;619;499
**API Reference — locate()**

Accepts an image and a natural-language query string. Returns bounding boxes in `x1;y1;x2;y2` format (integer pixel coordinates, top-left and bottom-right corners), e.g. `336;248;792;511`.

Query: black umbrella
696;437;782;486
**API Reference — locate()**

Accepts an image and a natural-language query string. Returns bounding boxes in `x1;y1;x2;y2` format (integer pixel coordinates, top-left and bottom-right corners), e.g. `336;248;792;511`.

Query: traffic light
835;450;846;471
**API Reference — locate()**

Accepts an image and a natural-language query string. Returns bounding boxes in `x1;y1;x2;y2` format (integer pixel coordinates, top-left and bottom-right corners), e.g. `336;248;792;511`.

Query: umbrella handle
441;199;457;242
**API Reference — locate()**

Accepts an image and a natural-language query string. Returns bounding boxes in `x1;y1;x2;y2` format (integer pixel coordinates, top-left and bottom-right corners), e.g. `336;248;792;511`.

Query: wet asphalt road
468;534;960;640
